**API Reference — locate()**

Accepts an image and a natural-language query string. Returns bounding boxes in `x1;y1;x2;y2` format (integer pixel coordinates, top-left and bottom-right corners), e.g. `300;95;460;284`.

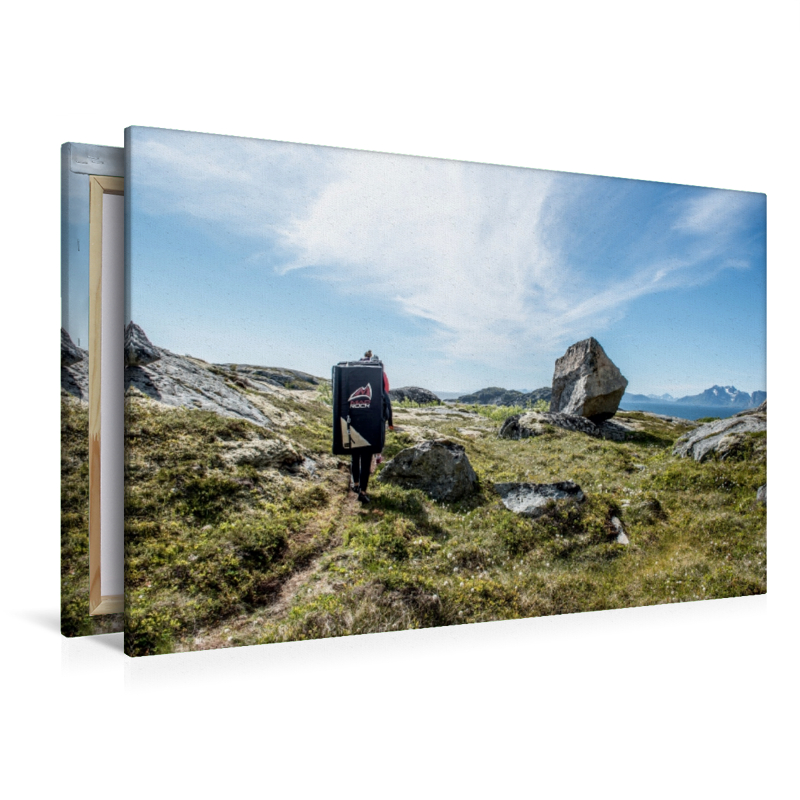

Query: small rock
756;484;766;505
494;481;585;518
610;516;629;544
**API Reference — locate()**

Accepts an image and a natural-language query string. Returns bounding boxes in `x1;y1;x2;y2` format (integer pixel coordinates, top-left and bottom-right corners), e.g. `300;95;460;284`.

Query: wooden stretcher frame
88;174;124;615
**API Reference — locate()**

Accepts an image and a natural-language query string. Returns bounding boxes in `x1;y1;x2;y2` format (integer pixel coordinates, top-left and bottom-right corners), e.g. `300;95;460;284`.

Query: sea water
618;401;750;421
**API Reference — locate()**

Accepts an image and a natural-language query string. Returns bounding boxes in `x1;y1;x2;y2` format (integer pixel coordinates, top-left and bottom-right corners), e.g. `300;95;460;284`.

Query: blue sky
127;126;766;396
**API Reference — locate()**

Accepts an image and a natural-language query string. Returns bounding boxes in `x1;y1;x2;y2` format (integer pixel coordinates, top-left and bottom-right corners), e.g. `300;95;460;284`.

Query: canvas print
61;143;124;636
124;126;766;656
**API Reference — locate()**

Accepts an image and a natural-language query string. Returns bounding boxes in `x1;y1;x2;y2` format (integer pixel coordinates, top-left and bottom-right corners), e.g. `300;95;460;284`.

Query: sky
127;126;766;397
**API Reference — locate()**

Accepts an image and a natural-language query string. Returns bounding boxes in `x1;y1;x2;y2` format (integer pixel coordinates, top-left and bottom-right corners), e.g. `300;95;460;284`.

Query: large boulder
550;338;628;422
498;411;633;441
494;481;585;518
125;321;161;366
389;386;441;405
672;411;766;462
376;440;477;501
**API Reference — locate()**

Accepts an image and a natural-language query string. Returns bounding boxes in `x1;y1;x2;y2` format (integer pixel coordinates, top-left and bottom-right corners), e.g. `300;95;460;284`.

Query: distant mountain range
623;385;766;408
440;384;766;410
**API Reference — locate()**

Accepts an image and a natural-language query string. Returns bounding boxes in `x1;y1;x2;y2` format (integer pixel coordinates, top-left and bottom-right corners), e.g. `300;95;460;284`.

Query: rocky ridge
389;386;441;405
61;328;88;402
456;386;551;406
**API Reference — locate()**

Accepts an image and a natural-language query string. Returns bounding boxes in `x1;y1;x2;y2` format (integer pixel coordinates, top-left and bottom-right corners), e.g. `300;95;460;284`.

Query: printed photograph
124;126;766;656
61;144;125;636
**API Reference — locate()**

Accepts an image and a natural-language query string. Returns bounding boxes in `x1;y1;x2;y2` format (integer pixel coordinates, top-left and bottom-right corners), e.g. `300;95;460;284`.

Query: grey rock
672;412;766;462
61;329;88;401
126;347;273;428
499;411;621;440
218;364;321;390
61;362;89;401
220;437;303;471
498;412;551;439
624;410;696;425
125;321;161;366
61;328;83;367
597;418;636;442
376;440;477;501
494;481;585;518
610;516;629;544
734;400;766;417
389;386;441;405
757;484;766;505
550;338;628;421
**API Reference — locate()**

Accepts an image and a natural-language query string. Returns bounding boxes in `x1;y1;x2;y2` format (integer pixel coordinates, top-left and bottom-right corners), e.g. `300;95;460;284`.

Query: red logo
348;384;372;408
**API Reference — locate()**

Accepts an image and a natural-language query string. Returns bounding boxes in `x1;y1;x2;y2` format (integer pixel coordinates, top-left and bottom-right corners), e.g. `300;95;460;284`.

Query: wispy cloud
131;128;764;367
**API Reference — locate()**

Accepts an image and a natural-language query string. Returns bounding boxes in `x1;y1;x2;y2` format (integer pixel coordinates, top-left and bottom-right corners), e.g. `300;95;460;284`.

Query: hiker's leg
351;453;360;489
358;451;371;493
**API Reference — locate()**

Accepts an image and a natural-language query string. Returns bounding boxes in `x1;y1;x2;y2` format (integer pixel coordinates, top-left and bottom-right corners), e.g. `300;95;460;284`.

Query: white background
2;1;797;797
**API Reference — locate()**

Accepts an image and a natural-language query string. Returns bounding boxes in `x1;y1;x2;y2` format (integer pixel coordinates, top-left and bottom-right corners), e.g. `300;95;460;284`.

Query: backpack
331;360;386;455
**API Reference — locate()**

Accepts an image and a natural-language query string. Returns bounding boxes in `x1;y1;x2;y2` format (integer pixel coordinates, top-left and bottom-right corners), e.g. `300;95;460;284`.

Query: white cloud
277;152;579;360
130;127;335;239
130;128;763;368
673;188;759;236
277;153;759;363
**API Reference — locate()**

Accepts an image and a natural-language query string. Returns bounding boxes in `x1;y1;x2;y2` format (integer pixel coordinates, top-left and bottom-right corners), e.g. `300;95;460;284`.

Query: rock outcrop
377;440;477;501
672;408;766;462
218;364;321;390
219;437;304;471
61;328;88;401
735;400;766;417
550;338;628;422
125;322;160;366
126;347;274;428
389;386;441;405
61;328;83;367
498;411;634;442
494;481;585;518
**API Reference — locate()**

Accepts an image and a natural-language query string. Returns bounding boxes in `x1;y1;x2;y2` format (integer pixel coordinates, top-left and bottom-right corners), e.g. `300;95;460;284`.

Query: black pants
351;449;373;493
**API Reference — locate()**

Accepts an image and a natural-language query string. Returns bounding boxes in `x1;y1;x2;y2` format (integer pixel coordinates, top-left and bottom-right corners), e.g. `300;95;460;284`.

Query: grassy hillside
110;383;766;656
61;397;124;636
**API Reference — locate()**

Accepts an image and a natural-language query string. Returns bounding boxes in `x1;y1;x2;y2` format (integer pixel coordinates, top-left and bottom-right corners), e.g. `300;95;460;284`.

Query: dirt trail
178;469;357;651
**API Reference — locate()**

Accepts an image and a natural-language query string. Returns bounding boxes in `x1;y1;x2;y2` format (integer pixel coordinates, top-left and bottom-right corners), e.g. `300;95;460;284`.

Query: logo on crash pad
347;384;373;408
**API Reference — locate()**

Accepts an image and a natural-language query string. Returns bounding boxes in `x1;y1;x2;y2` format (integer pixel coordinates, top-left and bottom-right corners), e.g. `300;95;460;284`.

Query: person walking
350;350;393;503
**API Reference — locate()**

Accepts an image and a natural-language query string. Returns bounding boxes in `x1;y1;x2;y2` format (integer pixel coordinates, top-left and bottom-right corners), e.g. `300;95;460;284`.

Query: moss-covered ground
63;389;766;655
60;398;123;636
